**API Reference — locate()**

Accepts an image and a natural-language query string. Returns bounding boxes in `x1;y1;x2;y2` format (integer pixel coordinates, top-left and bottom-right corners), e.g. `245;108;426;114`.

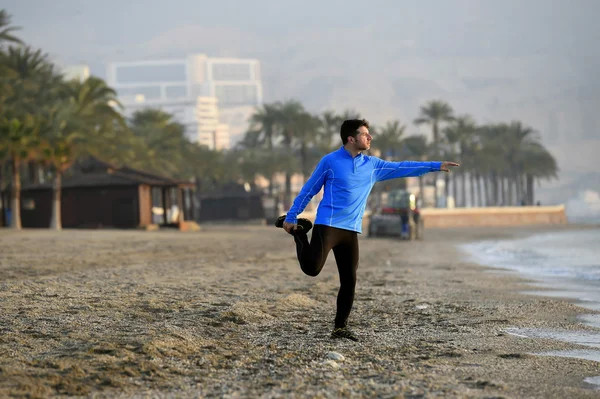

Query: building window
215;84;259;106
116;64;187;84
165;85;188;99
211;63;252;81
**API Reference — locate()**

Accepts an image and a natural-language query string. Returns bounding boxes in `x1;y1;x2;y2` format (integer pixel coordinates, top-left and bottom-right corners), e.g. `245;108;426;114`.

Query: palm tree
339;109;361;121
129;108;189;176
369;120;407;208
0;46;58;229
371;120;406;160
444;115;477;207
516;141;558;205
499;121;540;205
273;100;309;208
0;115;41;229
414;100;454;207
476;124;507;206
294;112;322;181
401;135;430;207
41;77;126;230
41;104;81;230
247;103;280;195
0;10;23;46
318;110;343;153
249;103;279;150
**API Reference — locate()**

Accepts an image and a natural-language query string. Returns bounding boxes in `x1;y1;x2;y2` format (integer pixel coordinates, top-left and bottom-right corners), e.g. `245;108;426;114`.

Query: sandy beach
0;224;598;398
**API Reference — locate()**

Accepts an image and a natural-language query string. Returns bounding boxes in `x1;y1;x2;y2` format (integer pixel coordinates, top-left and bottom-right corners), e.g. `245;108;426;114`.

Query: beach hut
1;157;196;230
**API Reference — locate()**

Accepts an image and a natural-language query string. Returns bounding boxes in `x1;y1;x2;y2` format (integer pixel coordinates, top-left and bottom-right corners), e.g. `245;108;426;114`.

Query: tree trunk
475;172;482;207
515;174;525;206
10;157;22;229
507;174;514;206
444;173;450;207
50;172;62;230
268;175;273;196
483;174;490;207
461;172;467;207
283;134;293;210
452;172;458;208
162;188;168;225
432;174;439;208
469;173;475;208
284;172;292;210
418;176;425;208
0;162;5;227
526;174;534;205
301;144;309;183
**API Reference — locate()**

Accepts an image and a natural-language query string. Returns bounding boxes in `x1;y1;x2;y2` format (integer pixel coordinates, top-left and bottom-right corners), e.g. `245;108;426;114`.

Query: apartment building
106;53;262;149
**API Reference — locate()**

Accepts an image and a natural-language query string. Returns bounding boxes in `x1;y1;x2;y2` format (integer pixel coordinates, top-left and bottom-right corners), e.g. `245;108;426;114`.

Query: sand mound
221;302;274;324
277;293;318;310
142;334;212;358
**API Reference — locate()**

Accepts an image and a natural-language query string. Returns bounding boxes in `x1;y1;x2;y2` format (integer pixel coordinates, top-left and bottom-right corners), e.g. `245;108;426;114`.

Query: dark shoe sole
274;215;313;234
331;328;359;342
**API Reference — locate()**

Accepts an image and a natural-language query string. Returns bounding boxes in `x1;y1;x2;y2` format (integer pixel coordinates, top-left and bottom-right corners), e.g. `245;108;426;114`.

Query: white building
196;97;230;150
105;54;263;148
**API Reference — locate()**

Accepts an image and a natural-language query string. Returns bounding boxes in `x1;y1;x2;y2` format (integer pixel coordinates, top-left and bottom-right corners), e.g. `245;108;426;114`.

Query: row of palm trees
413;101;558;207
240;99;558;209
1;9;559;231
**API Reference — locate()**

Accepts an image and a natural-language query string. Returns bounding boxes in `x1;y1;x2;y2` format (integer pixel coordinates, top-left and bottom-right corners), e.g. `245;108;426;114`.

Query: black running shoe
274;215;313;234
331;327;359;342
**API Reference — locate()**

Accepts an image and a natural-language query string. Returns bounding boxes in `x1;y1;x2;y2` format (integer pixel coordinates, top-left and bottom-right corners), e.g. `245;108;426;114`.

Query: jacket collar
339;146;363;159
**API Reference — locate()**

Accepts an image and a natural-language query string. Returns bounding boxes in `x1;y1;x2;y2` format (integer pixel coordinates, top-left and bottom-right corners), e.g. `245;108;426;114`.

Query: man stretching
276;119;459;341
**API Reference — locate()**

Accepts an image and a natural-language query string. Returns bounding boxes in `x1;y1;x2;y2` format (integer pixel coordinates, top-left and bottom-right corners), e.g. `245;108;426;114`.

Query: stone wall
420;206;567;228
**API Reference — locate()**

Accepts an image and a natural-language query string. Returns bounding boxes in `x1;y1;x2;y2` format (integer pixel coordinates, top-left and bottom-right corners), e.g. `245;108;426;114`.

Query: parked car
368;189;424;240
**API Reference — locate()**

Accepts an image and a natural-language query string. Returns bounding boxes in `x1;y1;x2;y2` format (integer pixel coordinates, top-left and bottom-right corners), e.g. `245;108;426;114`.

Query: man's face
350;126;372;151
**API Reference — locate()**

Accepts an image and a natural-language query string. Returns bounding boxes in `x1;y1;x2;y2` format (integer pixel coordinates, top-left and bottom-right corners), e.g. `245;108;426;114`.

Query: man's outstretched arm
373;158;459;181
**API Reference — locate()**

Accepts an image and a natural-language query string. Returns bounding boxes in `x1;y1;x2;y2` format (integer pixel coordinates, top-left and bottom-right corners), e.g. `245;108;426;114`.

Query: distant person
275;119;459;341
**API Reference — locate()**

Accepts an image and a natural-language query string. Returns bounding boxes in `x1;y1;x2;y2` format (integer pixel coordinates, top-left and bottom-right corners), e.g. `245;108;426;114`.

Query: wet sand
0;225;598;398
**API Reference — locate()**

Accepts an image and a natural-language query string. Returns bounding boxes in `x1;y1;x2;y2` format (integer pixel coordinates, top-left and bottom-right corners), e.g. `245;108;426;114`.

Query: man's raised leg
293;225;334;277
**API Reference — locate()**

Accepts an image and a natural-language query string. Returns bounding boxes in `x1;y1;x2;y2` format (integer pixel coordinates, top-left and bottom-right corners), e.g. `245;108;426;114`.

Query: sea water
461;228;600;389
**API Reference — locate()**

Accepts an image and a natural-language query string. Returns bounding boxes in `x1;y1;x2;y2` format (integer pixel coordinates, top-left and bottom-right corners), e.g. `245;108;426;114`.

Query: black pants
293;224;359;328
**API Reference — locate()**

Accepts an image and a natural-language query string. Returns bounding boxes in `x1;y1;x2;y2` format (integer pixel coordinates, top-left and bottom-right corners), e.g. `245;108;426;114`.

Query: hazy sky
5;0;599;69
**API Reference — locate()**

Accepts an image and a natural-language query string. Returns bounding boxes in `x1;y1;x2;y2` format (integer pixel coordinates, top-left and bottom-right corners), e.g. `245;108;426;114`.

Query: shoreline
0;224;599;397
454;224;600;363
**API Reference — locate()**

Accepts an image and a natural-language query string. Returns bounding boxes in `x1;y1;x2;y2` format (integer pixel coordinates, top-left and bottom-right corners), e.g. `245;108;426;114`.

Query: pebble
326;351;345;361
323;360;340;369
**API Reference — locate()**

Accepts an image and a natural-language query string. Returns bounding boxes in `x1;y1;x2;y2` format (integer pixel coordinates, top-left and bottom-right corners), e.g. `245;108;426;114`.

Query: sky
3;0;600;203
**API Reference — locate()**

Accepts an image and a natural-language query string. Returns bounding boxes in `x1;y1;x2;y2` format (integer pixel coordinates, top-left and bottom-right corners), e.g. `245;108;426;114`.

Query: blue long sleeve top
285;146;442;233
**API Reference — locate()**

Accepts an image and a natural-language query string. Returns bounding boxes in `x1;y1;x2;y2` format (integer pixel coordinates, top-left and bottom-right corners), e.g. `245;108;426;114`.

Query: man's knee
300;261;323;277
301;267;321;277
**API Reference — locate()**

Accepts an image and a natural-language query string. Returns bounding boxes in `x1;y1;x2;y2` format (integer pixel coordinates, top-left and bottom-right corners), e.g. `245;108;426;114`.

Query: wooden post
177;187;184;222
188;188;195;221
162;187;168;225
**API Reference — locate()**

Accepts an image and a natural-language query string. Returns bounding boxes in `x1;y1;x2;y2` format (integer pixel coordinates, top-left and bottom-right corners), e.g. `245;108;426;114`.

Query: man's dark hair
340;119;369;144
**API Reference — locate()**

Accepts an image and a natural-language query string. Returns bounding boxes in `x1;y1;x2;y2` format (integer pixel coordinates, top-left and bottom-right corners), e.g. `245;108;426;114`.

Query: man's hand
440;161;460;172
282;221;299;234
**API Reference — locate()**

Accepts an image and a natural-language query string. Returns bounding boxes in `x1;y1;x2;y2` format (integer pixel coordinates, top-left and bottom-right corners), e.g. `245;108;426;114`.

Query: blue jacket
285;146;442;233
